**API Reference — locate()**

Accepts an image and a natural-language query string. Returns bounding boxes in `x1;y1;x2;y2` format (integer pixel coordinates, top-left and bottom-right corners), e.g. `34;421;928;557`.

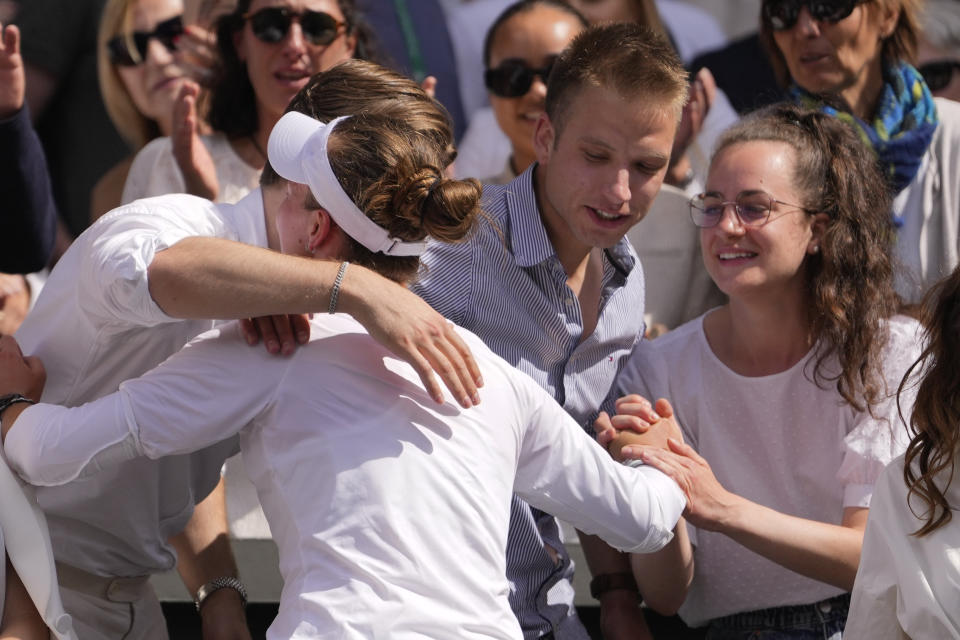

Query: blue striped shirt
412;165;646;638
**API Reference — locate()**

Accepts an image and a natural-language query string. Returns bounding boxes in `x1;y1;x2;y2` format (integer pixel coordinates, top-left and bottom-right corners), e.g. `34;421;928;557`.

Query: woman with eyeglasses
91;0;218;220
759;0;960;304
120;0;374;205
596;104;922;637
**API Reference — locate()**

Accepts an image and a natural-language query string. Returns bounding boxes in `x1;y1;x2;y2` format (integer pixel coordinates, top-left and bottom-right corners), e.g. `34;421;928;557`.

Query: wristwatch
0;393;35;417
194;576;248;612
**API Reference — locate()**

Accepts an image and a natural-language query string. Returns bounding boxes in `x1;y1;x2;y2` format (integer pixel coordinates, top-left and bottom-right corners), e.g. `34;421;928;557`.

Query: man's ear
532;112;556;166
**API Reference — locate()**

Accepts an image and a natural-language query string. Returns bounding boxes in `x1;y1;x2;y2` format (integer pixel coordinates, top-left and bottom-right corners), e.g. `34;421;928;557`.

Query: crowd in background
1;0;960;638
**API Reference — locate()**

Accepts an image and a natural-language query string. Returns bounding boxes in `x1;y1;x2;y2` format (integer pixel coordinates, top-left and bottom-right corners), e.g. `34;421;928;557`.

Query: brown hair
311;114;481;283
97;0;162;148
899;266;960;536
713;104;899;412
482;0;588;67
545;22;688;136
761;0;922;88
261;59;457;186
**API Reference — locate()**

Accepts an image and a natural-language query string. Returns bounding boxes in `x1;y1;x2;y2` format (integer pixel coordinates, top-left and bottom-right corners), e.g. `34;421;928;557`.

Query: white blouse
845;453;960;639
618;313;923;625
121;132;261;205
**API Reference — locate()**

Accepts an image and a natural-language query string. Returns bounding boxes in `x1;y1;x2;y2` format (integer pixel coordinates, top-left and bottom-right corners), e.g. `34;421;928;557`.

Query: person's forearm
630;518;693;615
170;478;238;594
147;237;351;319
1;557;49;640
719;500;865;590
171;478;251;639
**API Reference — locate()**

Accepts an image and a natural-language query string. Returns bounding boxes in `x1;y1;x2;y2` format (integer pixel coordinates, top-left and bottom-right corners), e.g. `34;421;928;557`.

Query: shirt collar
507;164;561;268
505;164;637;275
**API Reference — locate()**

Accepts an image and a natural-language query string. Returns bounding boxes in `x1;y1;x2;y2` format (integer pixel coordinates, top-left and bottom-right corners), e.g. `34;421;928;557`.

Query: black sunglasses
762;0;865;31
243;7;346;46
484;58;555;98
918;60;960;92
107;15;184;67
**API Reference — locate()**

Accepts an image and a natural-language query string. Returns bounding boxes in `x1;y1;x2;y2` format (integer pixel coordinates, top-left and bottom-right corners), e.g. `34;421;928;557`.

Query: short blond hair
97;0;161;148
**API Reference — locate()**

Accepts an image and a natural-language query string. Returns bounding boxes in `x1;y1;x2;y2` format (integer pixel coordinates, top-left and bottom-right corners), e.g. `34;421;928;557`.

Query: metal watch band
0;393;36;417
589;571;639;600
194;576;248;612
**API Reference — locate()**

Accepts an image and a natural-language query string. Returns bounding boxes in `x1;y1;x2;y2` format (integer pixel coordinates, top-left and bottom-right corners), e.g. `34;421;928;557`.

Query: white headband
267;112;428;256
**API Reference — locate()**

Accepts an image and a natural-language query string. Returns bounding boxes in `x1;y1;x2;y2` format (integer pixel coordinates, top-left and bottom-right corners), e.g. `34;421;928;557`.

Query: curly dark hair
713;103;900;412
899;266;960;536
207;0;381;138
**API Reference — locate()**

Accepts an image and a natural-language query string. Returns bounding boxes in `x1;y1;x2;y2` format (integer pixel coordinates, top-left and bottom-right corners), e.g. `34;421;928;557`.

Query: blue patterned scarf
790;62;939;217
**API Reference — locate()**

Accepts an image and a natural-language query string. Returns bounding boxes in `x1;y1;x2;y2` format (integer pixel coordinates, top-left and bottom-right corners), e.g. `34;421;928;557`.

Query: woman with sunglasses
455;0;586;183
91;0;218;220
121;0;373;205
917;0;960;103
760;0;960;304
596;104;922;637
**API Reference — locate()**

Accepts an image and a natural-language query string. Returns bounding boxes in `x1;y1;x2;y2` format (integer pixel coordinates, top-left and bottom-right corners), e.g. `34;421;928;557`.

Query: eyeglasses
107;15;184;67
689;191;810;228
243;7;346;46
918;60;960;92
762;0;865;31
484;58;555;98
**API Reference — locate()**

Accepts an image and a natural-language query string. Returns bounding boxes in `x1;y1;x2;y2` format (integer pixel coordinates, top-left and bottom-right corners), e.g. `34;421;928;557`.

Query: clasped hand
594;394;737;532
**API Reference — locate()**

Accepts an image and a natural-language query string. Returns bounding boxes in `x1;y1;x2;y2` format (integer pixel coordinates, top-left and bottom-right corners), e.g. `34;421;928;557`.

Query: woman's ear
306;207;338;256
233;27;246;62
808;212;830;254
875;2;900;39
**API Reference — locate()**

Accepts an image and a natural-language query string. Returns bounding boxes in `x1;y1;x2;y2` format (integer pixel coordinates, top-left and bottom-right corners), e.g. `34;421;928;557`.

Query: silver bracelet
328;261;349;314
194;576;247;612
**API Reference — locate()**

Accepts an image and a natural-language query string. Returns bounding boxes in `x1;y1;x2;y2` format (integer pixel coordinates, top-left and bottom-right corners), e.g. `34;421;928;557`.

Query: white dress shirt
6;315;686;639
14;190;268;577
845;454;960;639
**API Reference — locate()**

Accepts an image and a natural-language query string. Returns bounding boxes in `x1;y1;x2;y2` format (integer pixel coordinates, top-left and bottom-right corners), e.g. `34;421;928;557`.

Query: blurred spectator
917;0;960;103
360;0;467;140
761;0;960;302
469;0;587;183
91;0;218;220
15;0;130;240
0;21;56;274
121;0;368;204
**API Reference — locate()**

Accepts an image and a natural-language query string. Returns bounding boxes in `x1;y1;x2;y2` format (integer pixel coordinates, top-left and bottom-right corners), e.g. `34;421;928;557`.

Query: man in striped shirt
413;22;689;640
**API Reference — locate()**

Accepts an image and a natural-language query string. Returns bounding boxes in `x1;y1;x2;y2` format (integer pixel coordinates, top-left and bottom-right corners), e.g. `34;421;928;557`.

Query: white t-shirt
121;132;261;205
14;190;268;577
6;315;687;640
618;312;922;625
845;453;960;639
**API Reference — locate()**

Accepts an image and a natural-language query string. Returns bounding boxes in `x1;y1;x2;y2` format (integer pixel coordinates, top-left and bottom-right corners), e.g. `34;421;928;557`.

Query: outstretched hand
346;268;483;409
172;81;219;200
623;438;736;533
0;22;24;119
0;335;45;402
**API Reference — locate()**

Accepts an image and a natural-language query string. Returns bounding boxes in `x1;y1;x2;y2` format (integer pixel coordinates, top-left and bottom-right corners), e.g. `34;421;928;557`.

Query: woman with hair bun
0;89;688;639
598;103;923;636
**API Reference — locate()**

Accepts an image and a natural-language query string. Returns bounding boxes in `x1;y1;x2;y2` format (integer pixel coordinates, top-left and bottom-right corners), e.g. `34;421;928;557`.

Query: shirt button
818;600;832;614
565;297;574;306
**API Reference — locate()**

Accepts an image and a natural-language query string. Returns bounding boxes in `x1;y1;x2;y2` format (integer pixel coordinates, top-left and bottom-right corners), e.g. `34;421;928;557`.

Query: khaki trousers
55;562;168;640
